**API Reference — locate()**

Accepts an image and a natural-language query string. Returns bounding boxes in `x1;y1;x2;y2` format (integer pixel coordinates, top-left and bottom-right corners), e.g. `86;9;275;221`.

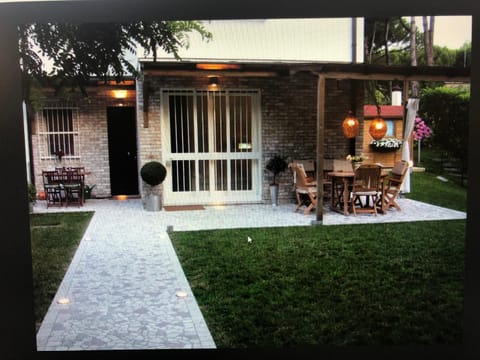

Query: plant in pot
84;184;96;200
266;155;288;206
27;182;37;213
140;161;167;211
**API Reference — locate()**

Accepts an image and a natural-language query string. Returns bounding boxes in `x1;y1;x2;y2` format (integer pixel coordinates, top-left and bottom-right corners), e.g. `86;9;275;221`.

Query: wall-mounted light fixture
111;89;128;99
208;76;219;89
196;63;241;70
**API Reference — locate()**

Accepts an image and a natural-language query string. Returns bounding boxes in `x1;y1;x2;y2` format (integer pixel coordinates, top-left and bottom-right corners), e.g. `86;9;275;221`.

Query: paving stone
33;198;465;351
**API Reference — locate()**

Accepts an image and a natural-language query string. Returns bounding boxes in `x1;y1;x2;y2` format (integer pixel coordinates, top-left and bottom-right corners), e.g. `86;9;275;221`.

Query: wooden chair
292;159;331;201
292;159;315;179
382;160;409;211
64;171;85;206
322;159;333;201
350;164;382;216
42;170;64;207
333;159;353;172
289;162;318;215
331;159;353;206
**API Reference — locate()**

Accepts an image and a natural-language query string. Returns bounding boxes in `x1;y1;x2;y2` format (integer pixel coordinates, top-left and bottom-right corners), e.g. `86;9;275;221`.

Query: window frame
37;103;80;160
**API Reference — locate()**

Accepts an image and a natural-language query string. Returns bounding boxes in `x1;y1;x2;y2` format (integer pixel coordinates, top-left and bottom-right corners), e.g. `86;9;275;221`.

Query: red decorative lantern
342;111;359;138
369;116;387;140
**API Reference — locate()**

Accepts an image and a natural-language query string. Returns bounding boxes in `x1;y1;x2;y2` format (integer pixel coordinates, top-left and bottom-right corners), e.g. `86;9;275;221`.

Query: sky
414;15;472;48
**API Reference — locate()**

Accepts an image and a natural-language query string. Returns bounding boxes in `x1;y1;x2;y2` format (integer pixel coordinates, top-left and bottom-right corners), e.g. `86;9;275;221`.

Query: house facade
30;82;138;199
136;62;364;206
29;18;367;205
29;19;469;208
29;66;364;206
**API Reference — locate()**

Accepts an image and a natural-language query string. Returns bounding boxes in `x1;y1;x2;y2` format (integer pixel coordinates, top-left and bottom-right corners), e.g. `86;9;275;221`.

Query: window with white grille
38;104;80;160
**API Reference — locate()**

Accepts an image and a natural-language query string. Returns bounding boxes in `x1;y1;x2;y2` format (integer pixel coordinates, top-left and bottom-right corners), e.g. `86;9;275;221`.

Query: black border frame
1;1;478;359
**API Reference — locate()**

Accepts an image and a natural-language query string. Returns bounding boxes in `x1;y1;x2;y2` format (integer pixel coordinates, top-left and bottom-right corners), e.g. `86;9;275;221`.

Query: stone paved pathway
33;197;466;351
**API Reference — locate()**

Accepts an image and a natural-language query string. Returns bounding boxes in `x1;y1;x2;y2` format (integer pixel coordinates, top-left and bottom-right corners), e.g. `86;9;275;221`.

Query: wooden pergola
311;63;470;222
141;60;470;222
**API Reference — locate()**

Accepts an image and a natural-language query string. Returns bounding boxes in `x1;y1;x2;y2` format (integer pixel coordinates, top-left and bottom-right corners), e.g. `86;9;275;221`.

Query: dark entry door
107;107;139;196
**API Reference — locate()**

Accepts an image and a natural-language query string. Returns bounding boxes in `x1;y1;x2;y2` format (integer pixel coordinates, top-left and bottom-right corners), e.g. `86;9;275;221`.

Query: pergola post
314;74;326;224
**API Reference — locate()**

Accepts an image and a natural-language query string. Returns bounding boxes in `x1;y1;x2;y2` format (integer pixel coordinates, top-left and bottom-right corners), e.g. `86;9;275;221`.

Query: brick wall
31;87;136;198
142;72;364;205
31;74;364;204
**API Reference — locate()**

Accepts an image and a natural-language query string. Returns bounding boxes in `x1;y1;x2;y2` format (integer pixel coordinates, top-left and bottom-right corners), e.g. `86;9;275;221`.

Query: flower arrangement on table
369;137;403;152
346;154;366;163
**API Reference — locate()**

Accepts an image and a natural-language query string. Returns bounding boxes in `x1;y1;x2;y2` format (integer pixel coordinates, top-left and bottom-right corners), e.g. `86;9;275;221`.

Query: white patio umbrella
401;98;420;193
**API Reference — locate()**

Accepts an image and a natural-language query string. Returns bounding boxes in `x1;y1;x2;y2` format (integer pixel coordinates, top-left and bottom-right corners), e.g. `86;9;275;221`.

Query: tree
364;17;415;103
18;21;212;98
364;17;411;66
422;16;435;66
410;16;420;97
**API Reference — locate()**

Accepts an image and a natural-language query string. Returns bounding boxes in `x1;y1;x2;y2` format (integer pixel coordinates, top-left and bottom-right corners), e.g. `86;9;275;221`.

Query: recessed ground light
85;236;92;241
176;291;187;298
57;297;70;305
113;195;129;200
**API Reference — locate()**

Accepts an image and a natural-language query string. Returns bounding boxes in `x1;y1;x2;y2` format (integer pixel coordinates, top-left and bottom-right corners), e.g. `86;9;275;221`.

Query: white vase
144;194;162;211
270;184;279;206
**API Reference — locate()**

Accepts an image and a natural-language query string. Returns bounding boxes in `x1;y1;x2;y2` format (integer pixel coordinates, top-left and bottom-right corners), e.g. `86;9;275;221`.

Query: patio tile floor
33;197;466;351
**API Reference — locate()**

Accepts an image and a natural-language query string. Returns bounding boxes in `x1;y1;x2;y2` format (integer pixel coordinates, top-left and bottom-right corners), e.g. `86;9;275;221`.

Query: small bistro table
327;170;389;215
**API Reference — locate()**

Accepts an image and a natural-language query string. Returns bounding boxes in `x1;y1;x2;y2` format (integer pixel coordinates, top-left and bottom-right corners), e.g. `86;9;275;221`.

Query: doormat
163;205;205;211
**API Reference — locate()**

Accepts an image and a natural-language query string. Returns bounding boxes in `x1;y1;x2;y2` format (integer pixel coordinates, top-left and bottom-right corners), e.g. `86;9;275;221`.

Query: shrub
140;161;167;186
266;155;288;185
28;183;37;203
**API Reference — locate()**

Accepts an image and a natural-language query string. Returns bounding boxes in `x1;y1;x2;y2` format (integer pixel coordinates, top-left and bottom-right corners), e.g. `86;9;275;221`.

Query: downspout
23;101;33;185
351;17;357;64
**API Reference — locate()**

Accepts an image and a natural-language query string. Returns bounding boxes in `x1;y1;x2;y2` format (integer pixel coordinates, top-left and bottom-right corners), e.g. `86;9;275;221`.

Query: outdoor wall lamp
197;63;241;70
342;111;359;138
208;76;219;88
111;89;128;99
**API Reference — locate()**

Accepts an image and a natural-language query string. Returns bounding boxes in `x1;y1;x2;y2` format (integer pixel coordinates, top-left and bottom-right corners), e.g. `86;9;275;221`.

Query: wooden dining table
327;170;389;215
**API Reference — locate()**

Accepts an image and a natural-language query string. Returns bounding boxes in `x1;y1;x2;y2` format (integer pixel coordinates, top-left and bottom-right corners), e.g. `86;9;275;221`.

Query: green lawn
30;211;94;331
171;221;465;348
28;167;467;346
406;171;467;212
170;170;467;348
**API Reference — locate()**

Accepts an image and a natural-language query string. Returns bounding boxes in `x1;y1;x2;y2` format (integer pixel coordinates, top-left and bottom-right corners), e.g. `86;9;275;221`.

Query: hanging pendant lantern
342;111;359;138
369;116;387;140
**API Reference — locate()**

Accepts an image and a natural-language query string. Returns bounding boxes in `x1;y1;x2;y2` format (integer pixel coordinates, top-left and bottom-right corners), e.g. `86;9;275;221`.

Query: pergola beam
143;70;280;77
322;72;470;82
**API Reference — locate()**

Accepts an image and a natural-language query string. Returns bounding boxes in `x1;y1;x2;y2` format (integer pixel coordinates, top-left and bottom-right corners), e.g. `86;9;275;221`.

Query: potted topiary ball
266;155;288;206
140;161;167;211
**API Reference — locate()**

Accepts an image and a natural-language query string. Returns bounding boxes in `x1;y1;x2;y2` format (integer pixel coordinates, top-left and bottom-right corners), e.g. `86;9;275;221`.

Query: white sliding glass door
162;89;262;205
